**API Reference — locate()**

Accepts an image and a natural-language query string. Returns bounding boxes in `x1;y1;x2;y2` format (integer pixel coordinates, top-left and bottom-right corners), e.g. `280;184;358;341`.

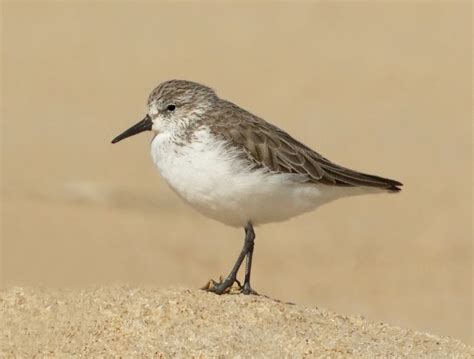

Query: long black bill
111;115;152;144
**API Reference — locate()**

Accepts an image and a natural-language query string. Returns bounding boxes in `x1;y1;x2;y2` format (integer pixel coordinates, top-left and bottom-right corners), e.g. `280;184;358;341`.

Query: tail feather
321;164;403;192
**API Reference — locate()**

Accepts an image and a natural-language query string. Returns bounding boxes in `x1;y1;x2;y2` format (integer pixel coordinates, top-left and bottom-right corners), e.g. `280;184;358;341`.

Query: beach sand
1;286;472;357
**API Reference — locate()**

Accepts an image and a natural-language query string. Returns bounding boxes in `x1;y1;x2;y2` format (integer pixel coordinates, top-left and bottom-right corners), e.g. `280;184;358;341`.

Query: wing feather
208;100;402;192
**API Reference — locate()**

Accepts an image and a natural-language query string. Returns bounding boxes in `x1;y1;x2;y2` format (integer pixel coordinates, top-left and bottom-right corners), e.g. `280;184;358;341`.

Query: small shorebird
112;80;402;295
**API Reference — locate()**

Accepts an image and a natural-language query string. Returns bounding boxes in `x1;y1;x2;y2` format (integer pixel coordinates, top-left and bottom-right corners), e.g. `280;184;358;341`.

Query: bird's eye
167;104;176;111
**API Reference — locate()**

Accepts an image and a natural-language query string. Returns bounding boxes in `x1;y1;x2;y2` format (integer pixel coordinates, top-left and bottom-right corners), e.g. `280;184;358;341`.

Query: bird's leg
205;222;256;295
206;243;247;294
242;223;257;295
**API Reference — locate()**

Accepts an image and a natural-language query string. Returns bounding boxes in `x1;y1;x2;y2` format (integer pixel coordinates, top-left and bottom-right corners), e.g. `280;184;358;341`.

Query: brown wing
209;100;402;192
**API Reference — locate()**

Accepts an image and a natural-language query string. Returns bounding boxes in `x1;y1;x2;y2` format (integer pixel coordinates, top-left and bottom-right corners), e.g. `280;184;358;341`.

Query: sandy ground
1;286;472;357
1;1;472;348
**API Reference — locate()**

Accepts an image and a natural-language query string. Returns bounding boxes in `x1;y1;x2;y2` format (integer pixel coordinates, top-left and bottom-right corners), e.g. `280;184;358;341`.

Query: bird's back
207;99;402;192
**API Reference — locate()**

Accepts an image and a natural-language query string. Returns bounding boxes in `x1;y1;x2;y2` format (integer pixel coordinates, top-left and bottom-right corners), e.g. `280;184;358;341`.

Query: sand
1;286;472;358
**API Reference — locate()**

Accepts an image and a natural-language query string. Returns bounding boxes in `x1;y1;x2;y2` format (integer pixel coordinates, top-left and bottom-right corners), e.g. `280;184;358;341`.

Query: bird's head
111;80;217;144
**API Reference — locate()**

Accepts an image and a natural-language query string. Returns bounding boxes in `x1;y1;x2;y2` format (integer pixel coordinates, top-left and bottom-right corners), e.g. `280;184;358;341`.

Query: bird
111;80;402;295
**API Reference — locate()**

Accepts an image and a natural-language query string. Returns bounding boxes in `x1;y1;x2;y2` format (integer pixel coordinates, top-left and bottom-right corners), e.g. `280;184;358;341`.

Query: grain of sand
1;287;472;357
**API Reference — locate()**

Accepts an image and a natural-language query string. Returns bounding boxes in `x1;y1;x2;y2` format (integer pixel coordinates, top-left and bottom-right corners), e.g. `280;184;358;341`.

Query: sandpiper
112;80;402;295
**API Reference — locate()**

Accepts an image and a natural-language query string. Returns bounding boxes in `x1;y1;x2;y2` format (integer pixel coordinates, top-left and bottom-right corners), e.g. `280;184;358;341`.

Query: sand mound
1;286;471;357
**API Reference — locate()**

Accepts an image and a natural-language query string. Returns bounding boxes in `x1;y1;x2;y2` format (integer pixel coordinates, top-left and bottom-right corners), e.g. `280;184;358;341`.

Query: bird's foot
201;275;239;294
201;276;257;295
241;282;258;295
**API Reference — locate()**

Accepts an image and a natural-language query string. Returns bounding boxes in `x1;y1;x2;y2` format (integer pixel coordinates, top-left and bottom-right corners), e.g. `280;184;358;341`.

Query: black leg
242;223;256;294
205;222;257;295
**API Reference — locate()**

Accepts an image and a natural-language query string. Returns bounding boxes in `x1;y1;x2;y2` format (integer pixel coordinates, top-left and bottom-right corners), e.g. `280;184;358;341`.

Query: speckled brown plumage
207;100;402;192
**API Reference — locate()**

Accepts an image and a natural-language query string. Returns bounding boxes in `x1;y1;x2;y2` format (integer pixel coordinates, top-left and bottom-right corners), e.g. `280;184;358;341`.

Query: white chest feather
150;127;354;227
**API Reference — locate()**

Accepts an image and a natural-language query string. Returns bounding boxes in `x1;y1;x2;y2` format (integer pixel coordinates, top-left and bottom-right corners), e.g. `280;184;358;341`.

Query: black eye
167;104;176;111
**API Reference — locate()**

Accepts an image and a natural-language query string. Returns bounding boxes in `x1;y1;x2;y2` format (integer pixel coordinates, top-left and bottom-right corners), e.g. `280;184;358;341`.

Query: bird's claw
201;276;257;295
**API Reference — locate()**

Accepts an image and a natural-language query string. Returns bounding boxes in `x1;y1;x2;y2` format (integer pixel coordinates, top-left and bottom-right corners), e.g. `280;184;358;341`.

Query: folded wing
210;101;402;192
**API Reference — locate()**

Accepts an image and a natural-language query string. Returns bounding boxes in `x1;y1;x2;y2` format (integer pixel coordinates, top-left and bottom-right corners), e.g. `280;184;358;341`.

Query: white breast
150;127;365;227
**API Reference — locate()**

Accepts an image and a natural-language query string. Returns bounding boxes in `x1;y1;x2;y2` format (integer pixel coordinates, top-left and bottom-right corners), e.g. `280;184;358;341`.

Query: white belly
150;128;352;227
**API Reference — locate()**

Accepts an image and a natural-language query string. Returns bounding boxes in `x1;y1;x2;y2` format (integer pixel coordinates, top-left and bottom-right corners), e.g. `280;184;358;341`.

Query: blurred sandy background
1;1;472;345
